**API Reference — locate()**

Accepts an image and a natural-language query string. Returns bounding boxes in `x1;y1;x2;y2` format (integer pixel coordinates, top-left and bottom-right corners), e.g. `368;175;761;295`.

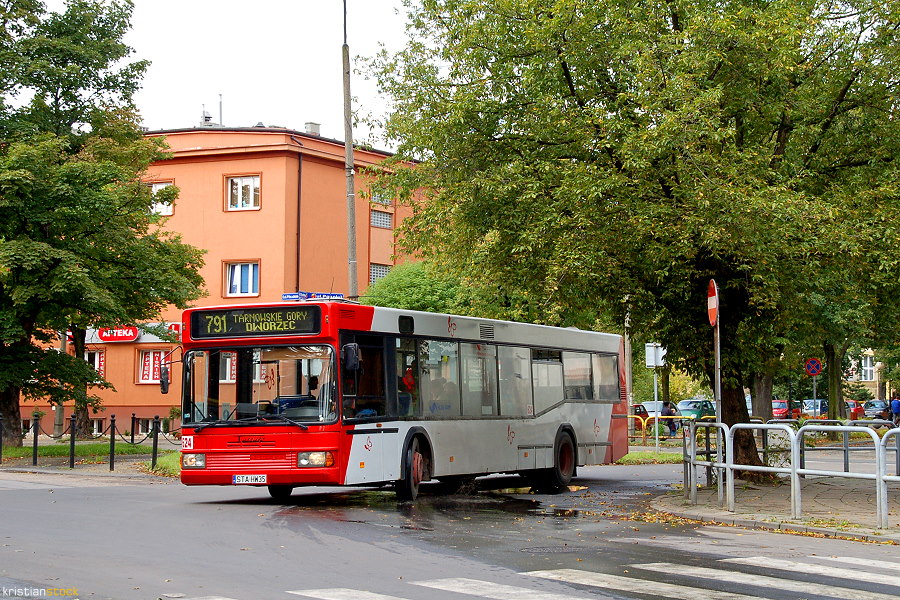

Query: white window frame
369;263;391;284
861;355;875;381
226;175;260;211
149;182;174;216
225;262;260;297
91;419;105;435
85;350;105;377
138;349;167;384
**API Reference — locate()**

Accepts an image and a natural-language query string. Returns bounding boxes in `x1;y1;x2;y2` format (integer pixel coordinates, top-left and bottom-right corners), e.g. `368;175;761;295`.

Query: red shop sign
98;326;140;343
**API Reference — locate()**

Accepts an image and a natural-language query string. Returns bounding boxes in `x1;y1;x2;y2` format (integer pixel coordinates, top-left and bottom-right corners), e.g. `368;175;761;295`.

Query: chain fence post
131;413;135;445
69;414;76;469
151;415;160;469
31;413;39;466
109;414;116;472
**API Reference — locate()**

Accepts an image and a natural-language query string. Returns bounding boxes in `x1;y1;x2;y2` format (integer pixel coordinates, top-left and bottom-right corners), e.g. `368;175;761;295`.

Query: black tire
531;431;576;492
267;485;294;500
397;436;428;501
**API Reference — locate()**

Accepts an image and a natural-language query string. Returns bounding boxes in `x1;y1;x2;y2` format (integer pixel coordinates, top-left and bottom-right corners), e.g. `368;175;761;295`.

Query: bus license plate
233;474;267;484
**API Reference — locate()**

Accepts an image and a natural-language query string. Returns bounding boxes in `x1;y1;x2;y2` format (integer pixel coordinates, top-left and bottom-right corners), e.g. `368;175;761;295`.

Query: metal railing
0;413;178;472
684;419;900;528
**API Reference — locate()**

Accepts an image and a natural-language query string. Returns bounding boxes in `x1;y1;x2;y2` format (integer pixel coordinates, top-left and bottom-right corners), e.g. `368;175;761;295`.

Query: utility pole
343;0;358;300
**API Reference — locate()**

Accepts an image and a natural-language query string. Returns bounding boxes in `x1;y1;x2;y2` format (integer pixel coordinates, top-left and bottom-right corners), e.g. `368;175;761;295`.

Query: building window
861;355;875;381
85;350;105;378
149;182;174;215
91;419;105;435
370;210;392;229
370;192;391;206
139;350;167;384
369;263;391;283
21;418;31;435
227;175;260;210
226;262;259;296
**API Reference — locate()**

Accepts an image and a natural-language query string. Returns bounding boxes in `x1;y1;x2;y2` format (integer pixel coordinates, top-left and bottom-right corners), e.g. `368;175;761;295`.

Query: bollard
32;415;39;466
131;413;135;444
109;415;116;472
69;414;76;469
151;415;160;469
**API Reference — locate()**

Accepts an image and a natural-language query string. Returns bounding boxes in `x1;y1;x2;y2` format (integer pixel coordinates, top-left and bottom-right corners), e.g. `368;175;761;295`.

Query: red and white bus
175;301;628;500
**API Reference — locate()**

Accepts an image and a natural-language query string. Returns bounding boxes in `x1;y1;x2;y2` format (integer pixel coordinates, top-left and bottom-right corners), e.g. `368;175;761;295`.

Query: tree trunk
70;327;92;438
721;379;765;476
824;342;847;421
751;372;774;421
0;385;23;447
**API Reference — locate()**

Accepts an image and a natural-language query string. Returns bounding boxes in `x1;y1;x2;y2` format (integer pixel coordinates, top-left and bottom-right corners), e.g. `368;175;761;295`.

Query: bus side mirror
160;365;170;394
342;343;360;371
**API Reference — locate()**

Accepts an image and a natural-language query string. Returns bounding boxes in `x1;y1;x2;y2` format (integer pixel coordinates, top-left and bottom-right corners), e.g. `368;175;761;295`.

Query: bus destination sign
190;306;320;339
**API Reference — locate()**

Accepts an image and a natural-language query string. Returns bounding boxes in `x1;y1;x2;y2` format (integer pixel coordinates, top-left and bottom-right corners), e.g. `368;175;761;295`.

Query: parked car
801;398;828;418
844;400;865;421
863;400;891;421
631;404;649;429
677;398;716;421
641;401;681;430
772;399;801;419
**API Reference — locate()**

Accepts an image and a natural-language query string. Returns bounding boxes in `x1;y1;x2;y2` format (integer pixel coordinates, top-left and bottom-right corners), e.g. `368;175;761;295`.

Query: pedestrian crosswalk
178;555;900;600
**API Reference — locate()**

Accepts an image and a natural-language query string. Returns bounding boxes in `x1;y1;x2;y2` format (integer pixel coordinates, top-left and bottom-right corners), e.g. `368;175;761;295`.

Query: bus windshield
182;345;336;425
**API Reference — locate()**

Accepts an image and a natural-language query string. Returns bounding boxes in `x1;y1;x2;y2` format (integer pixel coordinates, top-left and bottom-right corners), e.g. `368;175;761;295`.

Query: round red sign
707;279;719;327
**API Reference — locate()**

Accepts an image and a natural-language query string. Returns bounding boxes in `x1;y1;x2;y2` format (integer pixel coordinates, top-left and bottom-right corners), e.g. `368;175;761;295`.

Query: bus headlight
182;453;206;468
298;451;334;467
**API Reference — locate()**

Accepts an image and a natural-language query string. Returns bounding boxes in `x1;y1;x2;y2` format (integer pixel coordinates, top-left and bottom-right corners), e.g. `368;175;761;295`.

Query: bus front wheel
397;437;429;501
267;485;294;500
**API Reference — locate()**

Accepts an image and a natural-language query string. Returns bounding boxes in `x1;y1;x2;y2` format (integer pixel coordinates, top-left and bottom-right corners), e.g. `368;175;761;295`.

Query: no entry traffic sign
805;358;823;377
707;280;719;327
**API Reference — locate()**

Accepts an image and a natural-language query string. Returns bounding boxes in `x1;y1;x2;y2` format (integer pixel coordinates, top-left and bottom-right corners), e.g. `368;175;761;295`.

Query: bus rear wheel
267;485;294;500
531;431;576;492
397;437;429;501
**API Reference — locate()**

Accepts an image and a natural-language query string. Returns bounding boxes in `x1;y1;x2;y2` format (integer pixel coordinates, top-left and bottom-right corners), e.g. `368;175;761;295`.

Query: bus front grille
207;453;295;470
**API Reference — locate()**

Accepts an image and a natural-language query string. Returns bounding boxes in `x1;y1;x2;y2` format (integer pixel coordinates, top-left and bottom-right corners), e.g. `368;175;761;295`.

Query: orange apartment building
23;124;407;436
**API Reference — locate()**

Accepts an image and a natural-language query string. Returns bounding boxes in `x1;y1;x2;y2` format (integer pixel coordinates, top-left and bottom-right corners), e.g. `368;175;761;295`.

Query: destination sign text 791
190;307;320;339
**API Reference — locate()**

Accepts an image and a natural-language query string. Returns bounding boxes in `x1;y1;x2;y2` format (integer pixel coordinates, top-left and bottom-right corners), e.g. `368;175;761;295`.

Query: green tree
371;0;900;467
360;262;466;313
0;0;205;446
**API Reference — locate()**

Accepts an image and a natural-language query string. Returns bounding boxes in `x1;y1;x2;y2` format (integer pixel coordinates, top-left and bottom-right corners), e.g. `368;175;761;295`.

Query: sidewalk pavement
649;467;900;544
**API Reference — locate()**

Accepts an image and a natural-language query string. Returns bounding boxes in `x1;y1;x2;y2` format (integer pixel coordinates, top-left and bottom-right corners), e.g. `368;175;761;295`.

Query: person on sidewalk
661;400;677;438
891;394;900;426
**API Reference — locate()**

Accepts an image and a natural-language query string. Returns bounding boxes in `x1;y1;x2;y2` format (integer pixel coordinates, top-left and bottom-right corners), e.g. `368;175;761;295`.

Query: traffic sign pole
708;279;723;507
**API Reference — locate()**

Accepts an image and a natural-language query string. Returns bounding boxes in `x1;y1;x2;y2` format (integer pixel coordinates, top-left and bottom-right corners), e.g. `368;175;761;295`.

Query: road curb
650;495;900;544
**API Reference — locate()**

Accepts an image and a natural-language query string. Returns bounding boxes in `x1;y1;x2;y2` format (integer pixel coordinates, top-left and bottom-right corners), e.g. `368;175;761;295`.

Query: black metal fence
0;412;181;471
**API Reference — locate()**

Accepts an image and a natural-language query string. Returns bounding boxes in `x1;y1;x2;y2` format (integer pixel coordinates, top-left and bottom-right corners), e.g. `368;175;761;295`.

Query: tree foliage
371;0;900;465
0;0;205;445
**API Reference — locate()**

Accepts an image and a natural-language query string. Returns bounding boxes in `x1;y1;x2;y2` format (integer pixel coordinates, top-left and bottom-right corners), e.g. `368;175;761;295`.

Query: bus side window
418;339;460;418
592;354;620;403
461;343;498;417
342;334;388;419
498;346;533;416
396;338;419;417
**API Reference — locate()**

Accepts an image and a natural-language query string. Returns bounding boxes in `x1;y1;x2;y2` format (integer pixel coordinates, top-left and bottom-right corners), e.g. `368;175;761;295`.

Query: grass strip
1;442;156;459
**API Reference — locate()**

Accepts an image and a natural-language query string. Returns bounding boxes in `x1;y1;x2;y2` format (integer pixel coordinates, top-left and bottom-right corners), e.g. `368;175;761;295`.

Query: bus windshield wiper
193;417;257;432
260;413;308;430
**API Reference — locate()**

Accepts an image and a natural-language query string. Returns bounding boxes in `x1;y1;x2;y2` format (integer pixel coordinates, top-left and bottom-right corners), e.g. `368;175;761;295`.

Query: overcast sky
112;0;408;144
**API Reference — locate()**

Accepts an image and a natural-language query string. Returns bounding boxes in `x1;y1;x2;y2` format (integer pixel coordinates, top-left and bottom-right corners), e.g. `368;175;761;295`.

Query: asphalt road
1;464;899;600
